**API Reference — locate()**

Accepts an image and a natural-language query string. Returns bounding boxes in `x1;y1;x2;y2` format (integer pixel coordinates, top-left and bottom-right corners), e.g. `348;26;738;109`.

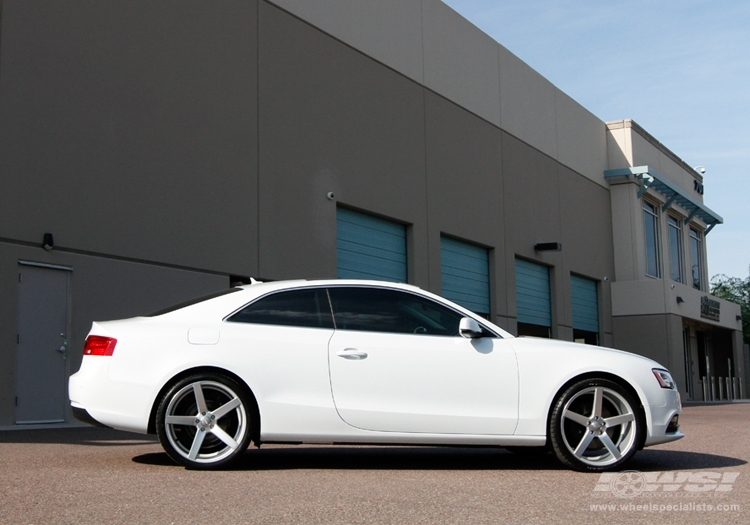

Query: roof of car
237;279;425;293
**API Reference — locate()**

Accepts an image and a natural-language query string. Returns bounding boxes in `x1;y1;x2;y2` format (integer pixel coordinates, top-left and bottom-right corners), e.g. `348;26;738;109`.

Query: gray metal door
15;263;71;424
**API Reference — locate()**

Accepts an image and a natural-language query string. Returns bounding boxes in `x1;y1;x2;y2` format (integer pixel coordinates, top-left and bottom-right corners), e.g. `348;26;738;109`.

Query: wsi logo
594;471;740;498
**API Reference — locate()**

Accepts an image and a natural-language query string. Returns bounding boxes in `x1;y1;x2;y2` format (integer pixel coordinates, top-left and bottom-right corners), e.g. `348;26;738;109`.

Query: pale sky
443;0;750;280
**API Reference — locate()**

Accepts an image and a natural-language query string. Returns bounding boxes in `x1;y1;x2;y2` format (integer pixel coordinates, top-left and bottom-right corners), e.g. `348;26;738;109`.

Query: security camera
326;192;335;200
43;232;54;251
694;166;706;174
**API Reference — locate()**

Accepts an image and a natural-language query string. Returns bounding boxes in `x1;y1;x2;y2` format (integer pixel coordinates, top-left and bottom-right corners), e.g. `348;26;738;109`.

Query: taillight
83;336;117;356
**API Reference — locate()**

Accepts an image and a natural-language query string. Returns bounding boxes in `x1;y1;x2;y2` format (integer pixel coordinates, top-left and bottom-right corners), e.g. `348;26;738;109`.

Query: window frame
642;199;661;278
689;226;704;291
667;215;684;284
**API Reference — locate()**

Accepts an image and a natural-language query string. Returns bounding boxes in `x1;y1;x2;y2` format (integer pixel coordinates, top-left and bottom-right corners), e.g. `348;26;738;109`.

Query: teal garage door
337;208;407;282
440;236;490;315
571;274;599;333
515;258;551;328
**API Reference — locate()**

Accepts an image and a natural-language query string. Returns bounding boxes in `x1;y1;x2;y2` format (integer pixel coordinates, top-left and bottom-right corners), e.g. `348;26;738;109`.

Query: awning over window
604;165;723;233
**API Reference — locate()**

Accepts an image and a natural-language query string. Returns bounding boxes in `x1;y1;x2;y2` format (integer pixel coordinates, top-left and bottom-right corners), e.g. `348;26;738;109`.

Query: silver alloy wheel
163;379;249;465
558;385;637;468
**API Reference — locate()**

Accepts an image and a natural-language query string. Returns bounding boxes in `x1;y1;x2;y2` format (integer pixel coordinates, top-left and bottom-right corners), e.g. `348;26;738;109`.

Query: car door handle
337;349;368;360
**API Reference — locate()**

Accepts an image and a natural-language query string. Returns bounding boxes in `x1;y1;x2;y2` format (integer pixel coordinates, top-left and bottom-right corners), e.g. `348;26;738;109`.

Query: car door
327;286;518;435
222;287;336;428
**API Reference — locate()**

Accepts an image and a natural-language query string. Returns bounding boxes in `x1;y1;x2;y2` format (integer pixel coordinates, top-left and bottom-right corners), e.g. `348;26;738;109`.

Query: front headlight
652;368;676;389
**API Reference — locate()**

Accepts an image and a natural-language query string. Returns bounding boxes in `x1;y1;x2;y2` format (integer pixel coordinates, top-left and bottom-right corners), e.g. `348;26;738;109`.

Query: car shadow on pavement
0;426;158;446
134;446;564;470
628;448;747;471
131;445;746;472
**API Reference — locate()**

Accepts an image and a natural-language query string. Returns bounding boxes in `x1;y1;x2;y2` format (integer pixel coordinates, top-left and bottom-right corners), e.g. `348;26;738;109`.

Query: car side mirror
459;317;483;339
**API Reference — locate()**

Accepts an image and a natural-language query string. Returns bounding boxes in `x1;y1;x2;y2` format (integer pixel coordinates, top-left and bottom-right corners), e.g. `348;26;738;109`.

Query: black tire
156;373;253;469
549;378;644;472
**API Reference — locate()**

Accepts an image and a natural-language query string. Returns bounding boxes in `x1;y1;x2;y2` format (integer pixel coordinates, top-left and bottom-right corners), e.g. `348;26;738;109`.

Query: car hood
510;336;664;368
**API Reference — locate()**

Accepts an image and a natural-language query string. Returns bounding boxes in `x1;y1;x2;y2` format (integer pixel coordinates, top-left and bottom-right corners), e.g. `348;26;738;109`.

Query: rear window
227;289;334;329
146;288;242;317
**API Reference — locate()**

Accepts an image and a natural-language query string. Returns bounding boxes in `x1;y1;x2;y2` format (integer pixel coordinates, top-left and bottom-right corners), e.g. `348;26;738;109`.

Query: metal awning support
685;207;700;224
661;193;679;212
604;165;723;234
636;173;653;198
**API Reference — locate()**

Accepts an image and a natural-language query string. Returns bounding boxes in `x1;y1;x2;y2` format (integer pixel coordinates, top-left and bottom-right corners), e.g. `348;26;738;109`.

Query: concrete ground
1;404;748;524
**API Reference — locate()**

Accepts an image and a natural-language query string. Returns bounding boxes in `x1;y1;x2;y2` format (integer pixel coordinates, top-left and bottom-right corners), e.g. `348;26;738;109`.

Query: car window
227;289;334;329
327;287;464;336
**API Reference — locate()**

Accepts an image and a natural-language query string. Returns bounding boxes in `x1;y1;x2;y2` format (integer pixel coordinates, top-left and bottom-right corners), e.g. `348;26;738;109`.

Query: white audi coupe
69;279;683;471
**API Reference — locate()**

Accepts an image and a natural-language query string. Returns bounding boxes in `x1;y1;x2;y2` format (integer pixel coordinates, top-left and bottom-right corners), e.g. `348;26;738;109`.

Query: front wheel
156;373;253;469
549;378;644;472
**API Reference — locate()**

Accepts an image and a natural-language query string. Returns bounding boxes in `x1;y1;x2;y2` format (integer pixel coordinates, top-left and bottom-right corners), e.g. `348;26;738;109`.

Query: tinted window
328;287;464;336
228;289;334;329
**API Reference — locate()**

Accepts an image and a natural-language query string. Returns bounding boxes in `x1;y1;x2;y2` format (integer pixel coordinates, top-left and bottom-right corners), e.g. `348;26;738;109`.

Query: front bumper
644;388;684;447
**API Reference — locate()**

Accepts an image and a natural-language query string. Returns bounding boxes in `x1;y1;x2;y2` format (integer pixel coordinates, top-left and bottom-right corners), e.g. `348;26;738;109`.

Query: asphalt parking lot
1;403;748;525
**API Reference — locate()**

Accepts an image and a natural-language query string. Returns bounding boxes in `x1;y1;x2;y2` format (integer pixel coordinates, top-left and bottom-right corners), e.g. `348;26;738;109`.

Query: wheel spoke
212;397;241;421
599;433;622;460
192;383;208;414
188;429;207;460
573;431;596;457
166;415;198;426
211;425;239;450
605;412;635;428
591;387;603;417
563;410;589;427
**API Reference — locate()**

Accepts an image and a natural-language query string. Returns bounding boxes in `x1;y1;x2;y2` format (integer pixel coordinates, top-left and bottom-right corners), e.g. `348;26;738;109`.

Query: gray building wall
0;0;259;275
266;0;610;188
612;314;685;387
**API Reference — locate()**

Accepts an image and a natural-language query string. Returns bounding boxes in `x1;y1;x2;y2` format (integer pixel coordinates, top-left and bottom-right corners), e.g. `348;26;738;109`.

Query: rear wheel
156;373;253;469
550;378;643;471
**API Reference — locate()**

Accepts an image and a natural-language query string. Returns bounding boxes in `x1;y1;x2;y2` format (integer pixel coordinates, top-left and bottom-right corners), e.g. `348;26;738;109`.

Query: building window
643;200;661;278
515;258;551;338
689;227;704;290
667;216;684;284
440;236;490;317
